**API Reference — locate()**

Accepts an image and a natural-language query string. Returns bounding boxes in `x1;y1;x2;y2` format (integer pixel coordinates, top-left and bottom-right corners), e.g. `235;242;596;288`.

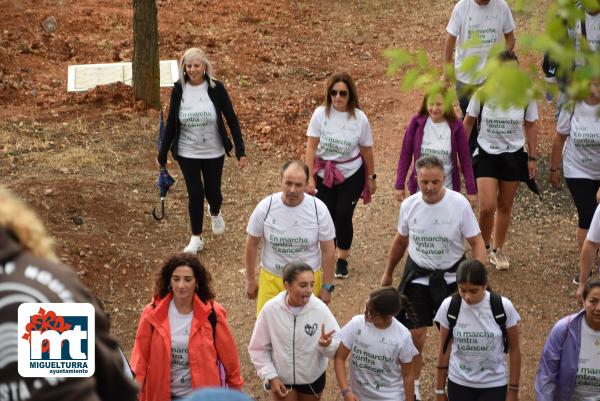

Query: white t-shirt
337;315;418;401
398;189;480;285
178;81;225;159
168;300;193;397
573;318;600;400
307;106;373;178
467;96;539;154
586;12;600;52
587;205;600;244
246;192;336;275
434;291;521;388
446;0;516;85
557;101;600;180
421;117;453;188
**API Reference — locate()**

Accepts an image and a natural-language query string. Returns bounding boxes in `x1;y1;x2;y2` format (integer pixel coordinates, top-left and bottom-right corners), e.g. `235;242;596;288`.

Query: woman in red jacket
131;254;243;401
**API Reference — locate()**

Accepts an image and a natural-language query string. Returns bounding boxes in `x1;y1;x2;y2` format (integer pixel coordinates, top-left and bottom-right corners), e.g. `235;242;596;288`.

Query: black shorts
286;372;326;395
473;148;526;182
565;178;600;229
398;282;458;329
448;379;507;401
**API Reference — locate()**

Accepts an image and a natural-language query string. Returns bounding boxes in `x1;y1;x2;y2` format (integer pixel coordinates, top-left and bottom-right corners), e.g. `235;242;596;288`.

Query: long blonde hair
178;47;216;88
0;186;57;261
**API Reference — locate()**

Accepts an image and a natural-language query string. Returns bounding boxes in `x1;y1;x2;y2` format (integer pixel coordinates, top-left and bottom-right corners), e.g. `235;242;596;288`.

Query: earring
168;285;173;292
194;285;199;291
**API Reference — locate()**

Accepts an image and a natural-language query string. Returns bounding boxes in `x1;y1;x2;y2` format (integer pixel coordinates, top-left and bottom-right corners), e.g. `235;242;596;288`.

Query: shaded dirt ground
0;0;587;400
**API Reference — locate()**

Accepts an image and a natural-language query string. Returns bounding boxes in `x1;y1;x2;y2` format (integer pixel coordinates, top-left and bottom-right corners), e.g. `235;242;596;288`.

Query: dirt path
0;0;585;400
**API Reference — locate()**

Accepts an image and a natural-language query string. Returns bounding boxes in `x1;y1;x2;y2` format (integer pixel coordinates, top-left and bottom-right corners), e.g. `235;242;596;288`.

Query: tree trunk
132;0;160;109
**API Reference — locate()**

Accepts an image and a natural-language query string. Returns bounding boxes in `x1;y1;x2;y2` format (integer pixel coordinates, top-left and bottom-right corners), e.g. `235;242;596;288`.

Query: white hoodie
248;291;340;385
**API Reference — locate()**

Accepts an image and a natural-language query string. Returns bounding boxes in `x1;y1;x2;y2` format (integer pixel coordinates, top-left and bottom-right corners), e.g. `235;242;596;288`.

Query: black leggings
177;155;225;235
447;379;507;401
565;177;600;229
316;164;365;250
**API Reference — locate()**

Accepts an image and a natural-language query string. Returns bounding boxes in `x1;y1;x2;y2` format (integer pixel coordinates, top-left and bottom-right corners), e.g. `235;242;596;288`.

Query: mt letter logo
18;303;95;377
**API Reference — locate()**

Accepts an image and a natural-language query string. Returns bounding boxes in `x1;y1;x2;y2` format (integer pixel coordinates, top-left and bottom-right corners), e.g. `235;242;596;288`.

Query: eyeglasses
329;89;348;98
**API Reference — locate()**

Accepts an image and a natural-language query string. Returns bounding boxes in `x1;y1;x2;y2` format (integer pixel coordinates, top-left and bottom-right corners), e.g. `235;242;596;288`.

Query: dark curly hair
154;253;215;302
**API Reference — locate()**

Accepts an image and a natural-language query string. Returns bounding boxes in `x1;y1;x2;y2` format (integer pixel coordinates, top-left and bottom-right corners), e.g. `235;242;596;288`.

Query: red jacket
130;293;243;401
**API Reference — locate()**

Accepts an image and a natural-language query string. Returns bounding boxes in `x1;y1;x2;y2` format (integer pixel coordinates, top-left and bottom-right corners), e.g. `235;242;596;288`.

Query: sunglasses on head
329;89;348;98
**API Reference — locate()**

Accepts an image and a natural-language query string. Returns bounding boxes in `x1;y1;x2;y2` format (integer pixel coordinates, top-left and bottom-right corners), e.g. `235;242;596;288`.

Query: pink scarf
313;155;371;204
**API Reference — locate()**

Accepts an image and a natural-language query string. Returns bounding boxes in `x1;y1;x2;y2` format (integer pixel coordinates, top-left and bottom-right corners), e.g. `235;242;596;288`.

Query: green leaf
401;69;420;91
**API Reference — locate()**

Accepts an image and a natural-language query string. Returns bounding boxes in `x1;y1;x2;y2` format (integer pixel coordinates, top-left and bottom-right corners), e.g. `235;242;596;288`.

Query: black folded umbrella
152;112;176;220
520;152;542;200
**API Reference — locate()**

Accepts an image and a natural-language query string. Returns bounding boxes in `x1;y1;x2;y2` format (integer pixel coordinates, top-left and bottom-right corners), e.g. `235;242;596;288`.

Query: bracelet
528;155;538;161
508;384;520;392
436;365;449;369
550;167;559;172
435;389;447;395
341;388;352;397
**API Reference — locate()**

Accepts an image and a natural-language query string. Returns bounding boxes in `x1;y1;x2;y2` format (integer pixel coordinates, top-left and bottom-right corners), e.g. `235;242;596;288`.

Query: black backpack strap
313;196;319;225
263;194;274;222
208;302;218;341
443;293;462;353
489;292;508;353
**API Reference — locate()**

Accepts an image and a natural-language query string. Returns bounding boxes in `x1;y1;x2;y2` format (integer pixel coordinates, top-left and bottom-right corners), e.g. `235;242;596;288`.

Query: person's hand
318;324;335;347
307;177;317;195
395;188;406;202
343;390;360;401
380;272;393;287
467;194;478;209
268;378;289;399
238;156;247;170
577;283;585;305
528;160;538;179
245;278;258;299
550;169;560;189
367;178;377;195
318;288;331;305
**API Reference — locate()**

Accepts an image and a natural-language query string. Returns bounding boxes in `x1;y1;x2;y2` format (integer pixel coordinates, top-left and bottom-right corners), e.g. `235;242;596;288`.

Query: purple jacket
534;310;584;401
395;114;476;195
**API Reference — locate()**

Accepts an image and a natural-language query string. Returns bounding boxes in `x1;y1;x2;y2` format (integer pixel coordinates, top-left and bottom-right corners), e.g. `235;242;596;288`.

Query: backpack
442;292;508;354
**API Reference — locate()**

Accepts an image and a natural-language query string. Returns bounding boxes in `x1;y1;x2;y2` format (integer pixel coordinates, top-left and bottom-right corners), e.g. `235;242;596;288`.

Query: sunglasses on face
329;89;348;98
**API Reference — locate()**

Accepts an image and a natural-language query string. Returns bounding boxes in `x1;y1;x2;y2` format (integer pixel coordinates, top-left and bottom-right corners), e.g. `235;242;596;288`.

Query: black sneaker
335;259;349;279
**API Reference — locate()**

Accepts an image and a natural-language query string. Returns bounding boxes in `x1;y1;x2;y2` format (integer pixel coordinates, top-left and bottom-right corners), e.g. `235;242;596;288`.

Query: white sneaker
208;206;225;236
183;235;204;253
490;248;509;270
415;380;421;401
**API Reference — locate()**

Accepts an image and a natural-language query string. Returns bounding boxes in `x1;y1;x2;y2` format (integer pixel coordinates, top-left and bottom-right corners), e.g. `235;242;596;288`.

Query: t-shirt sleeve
525;101;539;122
358;112;374;147
337;316;359;349
459;199;481;238
587;205;600;243
434;297;452;329
556;105;573;135
502;2;516;33
316;199;336;241
397;328;419;363
307;107;324;138
502;297;521;329
466;95;481;118
246;199;267;237
398;202;409;236
446;3;462;37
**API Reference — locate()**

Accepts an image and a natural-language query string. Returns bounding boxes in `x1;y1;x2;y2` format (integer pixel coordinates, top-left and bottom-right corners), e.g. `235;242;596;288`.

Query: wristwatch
322;283;335;293
368;174;377;180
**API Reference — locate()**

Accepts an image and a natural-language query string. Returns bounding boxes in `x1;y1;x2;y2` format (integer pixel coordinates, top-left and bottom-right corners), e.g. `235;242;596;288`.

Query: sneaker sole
334;273;349;279
212;228;225;236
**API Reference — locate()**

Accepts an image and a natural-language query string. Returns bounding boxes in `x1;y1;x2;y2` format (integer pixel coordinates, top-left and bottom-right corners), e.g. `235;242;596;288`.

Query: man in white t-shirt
380;155;486;399
443;0;516;152
577;204;600;303
245;160;336;315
